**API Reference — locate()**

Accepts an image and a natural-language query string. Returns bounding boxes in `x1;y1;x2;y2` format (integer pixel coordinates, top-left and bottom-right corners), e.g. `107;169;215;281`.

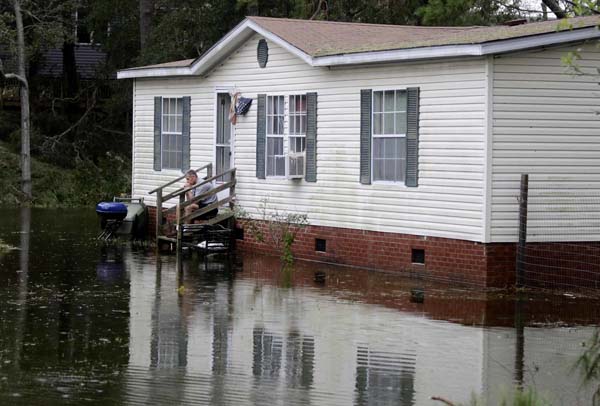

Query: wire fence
516;174;600;293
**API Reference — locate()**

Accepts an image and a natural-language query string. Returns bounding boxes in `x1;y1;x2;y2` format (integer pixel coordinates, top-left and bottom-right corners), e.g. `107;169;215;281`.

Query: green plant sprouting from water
235;198;308;266
0;239;14;255
574;328;600;405
433;387;550;406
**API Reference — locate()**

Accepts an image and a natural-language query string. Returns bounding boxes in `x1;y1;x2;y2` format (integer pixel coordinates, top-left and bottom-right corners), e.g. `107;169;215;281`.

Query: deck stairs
148;163;236;250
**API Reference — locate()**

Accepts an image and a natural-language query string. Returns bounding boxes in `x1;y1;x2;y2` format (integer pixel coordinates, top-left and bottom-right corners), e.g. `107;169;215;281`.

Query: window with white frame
288;94;307;177
372;90;407;182
266;95;285;177
265;94;309;178
162;97;183;170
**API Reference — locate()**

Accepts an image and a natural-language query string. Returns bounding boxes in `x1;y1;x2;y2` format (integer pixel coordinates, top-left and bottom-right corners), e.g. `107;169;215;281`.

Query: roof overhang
117;21;600;79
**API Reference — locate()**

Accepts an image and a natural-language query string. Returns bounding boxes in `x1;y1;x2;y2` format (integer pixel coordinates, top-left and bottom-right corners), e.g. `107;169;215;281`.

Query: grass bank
0;142;130;207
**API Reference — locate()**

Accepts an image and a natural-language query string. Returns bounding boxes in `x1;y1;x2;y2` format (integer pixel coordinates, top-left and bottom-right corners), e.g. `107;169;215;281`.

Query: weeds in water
235;198;308;267
0;239;15;254
574;328;600;405
432;387;549;406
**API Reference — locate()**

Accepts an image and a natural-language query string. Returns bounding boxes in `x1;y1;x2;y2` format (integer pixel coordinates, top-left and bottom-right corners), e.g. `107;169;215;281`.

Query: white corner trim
483;56;494;244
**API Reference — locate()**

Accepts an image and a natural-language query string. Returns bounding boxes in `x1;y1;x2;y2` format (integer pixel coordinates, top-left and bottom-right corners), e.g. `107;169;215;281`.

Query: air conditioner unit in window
287;152;305;179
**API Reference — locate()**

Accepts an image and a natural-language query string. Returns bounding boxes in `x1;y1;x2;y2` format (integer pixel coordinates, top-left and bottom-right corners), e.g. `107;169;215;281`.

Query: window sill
371;181;409;187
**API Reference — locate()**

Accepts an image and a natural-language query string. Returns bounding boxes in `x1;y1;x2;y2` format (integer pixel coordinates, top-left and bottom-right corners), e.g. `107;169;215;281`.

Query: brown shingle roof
248;15;600;57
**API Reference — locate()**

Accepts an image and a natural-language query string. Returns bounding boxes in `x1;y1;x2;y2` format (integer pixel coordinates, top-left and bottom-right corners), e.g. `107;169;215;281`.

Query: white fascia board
480;26;599;54
117;66;192;79
313;26;600;67
312;44;483;66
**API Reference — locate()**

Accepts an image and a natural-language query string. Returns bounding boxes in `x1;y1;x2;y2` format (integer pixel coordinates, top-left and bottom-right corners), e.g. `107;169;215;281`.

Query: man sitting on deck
184;169;218;221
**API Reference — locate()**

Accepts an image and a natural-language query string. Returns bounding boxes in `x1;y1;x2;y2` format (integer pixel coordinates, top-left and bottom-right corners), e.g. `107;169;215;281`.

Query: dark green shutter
153;96;162;171
181;96;191;171
360;89;372;185
256;94;266;179
305;92;317;182
405;87;420;187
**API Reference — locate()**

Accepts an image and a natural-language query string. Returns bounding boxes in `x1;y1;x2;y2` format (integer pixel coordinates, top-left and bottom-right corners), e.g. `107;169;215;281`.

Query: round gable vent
257;39;268;68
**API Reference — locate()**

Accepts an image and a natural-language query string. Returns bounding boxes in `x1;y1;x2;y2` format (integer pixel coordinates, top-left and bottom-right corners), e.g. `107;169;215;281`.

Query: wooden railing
149;163;237;246
149;163;213;240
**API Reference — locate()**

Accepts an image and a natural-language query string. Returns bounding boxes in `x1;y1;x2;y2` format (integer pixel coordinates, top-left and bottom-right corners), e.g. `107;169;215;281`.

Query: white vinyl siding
490;43;600;242
132;34;488;241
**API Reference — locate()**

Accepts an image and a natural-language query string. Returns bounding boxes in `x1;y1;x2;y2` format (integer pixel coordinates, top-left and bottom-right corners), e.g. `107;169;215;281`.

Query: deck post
156;189;163;243
176;197;183;252
207;163;213;179
515;174;529;288
229;168;236;211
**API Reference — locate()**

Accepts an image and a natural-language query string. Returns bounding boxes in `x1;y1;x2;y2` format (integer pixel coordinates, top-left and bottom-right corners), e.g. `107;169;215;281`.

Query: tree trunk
541;0;567;19
14;0;31;202
139;0;154;51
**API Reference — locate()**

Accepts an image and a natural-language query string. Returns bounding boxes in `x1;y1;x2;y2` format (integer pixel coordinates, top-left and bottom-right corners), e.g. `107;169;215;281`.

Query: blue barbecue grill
96;197;147;240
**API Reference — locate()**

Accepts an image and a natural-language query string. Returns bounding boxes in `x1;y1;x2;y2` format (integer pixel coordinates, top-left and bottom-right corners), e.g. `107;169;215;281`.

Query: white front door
216;93;233;182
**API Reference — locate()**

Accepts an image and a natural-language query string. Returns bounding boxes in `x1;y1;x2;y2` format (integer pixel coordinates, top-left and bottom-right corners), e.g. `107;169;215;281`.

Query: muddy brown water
0;208;599;405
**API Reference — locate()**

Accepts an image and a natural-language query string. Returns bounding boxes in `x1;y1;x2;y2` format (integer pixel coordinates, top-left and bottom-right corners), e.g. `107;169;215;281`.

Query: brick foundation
236;219;509;288
147;206;600;290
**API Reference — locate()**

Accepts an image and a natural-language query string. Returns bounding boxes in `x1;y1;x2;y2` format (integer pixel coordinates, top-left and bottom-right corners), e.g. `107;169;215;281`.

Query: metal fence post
515;174;529;288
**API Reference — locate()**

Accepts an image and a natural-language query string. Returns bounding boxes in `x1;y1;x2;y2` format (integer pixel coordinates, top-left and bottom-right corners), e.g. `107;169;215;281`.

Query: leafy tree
417;0;525;26
139;0;242;64
0;0;76;202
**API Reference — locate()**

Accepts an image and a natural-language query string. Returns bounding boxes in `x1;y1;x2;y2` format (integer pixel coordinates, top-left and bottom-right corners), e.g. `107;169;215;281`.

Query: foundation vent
411;248;425;264
315;238;327;252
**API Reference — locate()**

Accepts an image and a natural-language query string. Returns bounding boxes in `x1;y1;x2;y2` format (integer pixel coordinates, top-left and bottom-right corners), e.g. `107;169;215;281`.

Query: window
161;97;183;170
266;94;306;178
266;95;285;177
288;94;307;178
372;90;407;182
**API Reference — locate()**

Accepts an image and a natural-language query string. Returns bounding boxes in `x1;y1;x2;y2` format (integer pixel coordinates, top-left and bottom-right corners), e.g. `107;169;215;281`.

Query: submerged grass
0;142;130;207
0;239;15;254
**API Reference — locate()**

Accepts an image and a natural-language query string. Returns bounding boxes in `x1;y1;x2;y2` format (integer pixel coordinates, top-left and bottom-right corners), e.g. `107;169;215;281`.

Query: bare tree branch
44;88;98;151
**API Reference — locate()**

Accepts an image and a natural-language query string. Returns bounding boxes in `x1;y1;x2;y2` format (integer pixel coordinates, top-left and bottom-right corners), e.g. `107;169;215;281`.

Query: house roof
117;15;600;79
39;45;107;79
247;15;600;57
126;58;195;70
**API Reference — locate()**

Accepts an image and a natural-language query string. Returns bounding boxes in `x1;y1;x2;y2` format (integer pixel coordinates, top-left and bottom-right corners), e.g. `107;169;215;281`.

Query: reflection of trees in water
14;207;30;370
355;346;416;406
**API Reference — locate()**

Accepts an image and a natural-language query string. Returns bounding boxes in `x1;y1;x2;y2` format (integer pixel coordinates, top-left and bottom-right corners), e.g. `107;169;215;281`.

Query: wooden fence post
515;174;529;288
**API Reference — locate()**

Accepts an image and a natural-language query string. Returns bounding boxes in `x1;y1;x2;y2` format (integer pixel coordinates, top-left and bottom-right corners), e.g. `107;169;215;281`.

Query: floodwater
0;208;599;406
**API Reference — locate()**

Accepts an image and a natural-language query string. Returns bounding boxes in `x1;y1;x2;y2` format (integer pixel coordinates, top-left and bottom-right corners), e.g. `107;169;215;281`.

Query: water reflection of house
124;254;599;405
